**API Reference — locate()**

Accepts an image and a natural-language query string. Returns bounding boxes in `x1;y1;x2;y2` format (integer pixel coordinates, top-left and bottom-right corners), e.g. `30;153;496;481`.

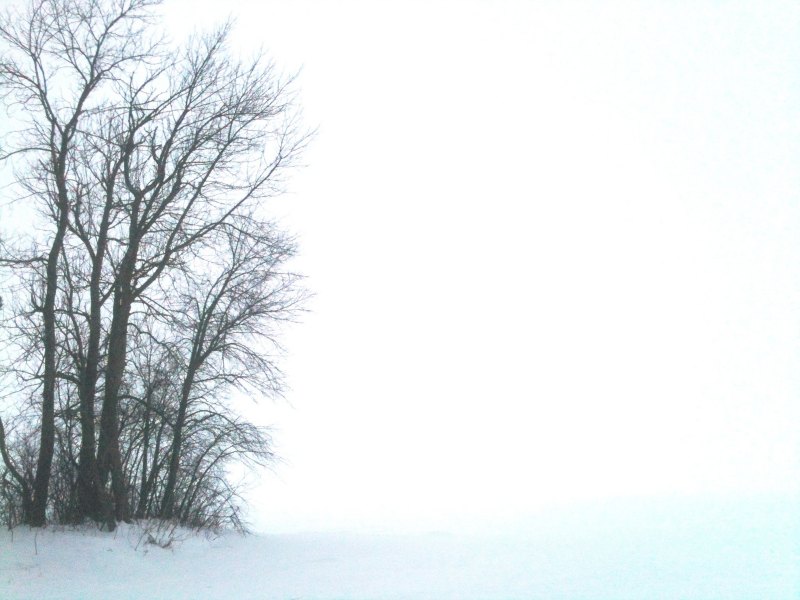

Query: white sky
4;0;800;533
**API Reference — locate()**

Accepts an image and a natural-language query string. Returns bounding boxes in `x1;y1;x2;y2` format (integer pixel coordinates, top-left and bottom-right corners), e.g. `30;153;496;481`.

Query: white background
4;0;800;534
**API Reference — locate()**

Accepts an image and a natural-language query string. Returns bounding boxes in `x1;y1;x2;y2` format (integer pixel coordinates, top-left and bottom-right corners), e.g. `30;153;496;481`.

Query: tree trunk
76;207;112;522
161;372;196;519
29;204;69;526
76;298;103;521
97;231;143;526
97;290;133;526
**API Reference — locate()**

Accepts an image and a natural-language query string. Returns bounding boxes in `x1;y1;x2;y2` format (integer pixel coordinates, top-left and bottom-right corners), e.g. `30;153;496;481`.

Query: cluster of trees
0;0;306;531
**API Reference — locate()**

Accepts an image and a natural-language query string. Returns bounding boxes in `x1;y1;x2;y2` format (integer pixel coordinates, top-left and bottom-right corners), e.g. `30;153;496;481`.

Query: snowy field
1;495;798;600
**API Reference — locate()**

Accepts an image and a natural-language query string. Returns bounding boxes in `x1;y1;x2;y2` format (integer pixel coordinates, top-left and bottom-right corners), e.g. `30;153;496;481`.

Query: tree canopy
0;0;308;531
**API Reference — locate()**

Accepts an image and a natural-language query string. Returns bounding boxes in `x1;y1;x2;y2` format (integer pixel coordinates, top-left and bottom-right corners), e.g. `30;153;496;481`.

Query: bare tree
89;23;302;525
0;0;161;527
159;218;302;519
0;0;307;529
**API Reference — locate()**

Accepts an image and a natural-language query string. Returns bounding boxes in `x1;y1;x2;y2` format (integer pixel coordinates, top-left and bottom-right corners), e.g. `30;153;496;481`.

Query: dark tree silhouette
0;0;307;530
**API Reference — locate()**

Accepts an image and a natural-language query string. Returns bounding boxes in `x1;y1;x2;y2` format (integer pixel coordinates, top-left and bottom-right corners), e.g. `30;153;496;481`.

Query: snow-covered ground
1;494;798;600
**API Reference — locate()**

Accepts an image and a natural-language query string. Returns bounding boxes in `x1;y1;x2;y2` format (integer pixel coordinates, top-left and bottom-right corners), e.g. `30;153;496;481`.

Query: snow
1;495;798;600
